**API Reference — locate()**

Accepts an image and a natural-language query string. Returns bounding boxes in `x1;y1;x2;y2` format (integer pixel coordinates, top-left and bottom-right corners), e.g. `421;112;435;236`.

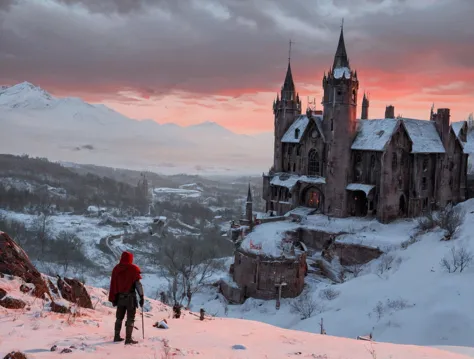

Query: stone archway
301;187;324;211
399;194;407;217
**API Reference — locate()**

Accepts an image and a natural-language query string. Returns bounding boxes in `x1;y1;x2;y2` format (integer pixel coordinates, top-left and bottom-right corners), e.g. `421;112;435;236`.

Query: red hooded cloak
108;251;142;303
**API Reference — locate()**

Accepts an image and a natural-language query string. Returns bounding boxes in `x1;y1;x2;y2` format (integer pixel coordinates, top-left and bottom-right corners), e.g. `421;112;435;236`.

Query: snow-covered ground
192;200;474;349
3;200;474;352
0;276;472;359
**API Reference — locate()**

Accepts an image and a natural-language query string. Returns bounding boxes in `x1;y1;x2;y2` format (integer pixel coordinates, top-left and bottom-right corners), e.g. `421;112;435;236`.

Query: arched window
294;128;300;139
330;119;334;131
352;89;356;103
308;150;320;176
296;146;301;156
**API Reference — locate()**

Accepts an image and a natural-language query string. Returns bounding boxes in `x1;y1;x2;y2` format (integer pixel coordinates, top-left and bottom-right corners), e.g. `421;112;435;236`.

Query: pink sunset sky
1;0;473;135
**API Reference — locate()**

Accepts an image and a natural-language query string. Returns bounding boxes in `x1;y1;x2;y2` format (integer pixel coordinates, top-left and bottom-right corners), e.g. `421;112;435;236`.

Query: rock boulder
0;232;50;300
57;276;93;309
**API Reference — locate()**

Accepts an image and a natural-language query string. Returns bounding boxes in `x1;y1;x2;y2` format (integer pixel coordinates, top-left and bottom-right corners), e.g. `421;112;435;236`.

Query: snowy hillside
191;199;474;350
0;276;472;359
0;82;272;175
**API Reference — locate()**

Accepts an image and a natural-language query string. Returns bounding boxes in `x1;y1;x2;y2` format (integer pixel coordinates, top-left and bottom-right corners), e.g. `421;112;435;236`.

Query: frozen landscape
3;193;474;357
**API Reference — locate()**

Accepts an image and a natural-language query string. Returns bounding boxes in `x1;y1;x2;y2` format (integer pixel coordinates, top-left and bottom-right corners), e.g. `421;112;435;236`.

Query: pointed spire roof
282;62;295;93
333;23;350;70
362;92;369;105
246;184;252;203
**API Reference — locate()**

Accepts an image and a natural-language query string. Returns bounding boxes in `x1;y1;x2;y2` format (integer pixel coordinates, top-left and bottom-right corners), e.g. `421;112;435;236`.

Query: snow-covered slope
0;275;471;359
0;82;272;175
192;199;474;350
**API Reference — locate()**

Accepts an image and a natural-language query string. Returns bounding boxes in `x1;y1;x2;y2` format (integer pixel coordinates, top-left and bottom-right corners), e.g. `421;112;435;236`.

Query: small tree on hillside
159;236;225;308
31;212;52;257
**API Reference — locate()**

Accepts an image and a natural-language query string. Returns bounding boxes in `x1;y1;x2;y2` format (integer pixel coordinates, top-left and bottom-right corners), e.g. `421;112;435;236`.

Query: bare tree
290;292;321;320
440;245;473;273
437;204;464;240
31;212;52;257
53;231;85;274
159;236;225;308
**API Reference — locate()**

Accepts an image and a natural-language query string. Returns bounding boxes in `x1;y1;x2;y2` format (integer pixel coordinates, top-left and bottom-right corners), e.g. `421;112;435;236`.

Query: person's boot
124;325;138;345
114;321;124;342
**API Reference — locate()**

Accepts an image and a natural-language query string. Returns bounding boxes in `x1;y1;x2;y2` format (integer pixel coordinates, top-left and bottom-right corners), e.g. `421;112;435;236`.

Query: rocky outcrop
57;276;93;309
3;352;28;359
50;301;70;314
0;296;27;309
0;232;50;299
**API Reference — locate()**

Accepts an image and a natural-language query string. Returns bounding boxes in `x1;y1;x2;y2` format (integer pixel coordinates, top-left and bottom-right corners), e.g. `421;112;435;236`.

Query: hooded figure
109;251;144;345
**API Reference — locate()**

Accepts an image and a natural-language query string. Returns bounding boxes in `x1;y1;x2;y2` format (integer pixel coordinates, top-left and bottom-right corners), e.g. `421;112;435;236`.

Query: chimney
385;105;394;119
432;108;450;147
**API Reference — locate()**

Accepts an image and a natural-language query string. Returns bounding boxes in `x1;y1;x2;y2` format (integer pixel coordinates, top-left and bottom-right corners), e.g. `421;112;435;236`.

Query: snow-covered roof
351;119;398;151
333;67;351;79
270;173;326;191
281;115;309;143
346;183;375;195
239;221;301;258
281;114;325;144
352;118;446;154
451;121;466;137
401;118;445;154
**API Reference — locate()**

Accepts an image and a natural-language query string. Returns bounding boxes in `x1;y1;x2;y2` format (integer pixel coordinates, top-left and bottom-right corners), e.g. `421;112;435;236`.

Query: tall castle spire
332;20;350;70
281;39;295;100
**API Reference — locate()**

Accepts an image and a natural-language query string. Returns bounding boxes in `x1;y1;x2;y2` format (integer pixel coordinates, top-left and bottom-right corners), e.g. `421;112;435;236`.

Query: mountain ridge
0;82;273;176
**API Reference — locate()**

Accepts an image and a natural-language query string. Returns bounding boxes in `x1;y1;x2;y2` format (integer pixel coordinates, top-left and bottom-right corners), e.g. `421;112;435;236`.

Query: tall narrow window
296;146;301;156
370;155;376;168
294;128;300;139
422;177;427;190
423;157;428;172
392;153;398;170
308;150;320;176
330;119;334;131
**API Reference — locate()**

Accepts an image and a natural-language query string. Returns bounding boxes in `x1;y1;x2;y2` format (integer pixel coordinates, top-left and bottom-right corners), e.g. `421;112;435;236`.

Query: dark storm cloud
1;0;473;100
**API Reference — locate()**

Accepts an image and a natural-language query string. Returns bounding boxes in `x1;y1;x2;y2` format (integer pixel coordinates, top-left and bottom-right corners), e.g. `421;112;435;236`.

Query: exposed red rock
0;232;50;300
0;296;27;309
57;276;93;309
3;352;28;359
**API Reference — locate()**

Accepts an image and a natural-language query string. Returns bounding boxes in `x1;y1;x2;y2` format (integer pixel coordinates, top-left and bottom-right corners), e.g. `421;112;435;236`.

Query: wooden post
275;282;287;310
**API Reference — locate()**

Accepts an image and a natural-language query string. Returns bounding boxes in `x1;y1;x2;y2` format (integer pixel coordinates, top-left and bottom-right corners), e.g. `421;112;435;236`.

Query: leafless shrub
347;263;364;277
401;235;419;250
372;301;385;320
385;298;410;311
377;254;395;275
290;292;321;320
437;204;464;240
416;211;436;232
319;288;340;301
440;246;473;273
370;298;413;321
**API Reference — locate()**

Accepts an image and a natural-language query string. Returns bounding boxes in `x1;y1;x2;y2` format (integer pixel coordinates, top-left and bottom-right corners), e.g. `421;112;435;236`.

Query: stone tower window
422;177;427;190
370;155;376;168
330;119;334;132
294;128;300;139
352;89;356;103
392;153;397;170
308;150;320;176
423;157;428;172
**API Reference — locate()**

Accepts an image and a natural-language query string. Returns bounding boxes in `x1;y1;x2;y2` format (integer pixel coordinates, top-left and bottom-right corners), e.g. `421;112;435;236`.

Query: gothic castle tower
361;93;369;120
322;25;359;217
272;48;302;172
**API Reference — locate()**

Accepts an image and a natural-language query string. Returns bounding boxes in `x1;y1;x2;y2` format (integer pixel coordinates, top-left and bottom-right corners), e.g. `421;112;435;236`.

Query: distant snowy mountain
0;82;273;175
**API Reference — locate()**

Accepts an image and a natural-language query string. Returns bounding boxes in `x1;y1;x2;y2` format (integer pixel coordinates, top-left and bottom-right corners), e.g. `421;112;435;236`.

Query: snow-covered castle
263;26;471;223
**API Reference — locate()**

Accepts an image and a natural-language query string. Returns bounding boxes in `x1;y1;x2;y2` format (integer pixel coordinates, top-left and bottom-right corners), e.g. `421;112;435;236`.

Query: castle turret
361;92;369;120
385;105;395;118
322;24;359;217
273;45;302;172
